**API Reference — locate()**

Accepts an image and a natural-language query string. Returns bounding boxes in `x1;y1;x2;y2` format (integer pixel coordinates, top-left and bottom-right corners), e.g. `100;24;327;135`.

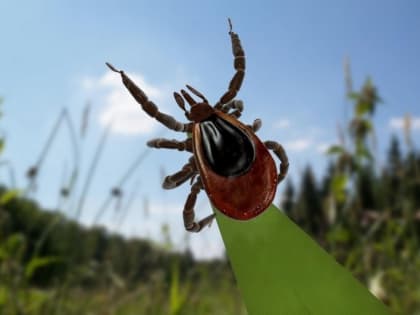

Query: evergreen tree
295;166;325;237
280;180;295;215
356;165;377;211
382;136;403;209
387;135;402;174
320;161;335;199
404;151;420;211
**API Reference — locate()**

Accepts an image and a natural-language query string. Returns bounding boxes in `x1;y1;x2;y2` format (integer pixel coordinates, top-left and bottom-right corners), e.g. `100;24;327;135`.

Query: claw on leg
265;140;289;184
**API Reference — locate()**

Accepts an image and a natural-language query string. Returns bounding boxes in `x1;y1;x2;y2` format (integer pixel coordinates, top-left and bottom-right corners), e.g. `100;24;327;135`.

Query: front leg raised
106;63;189;132
214;19;246;109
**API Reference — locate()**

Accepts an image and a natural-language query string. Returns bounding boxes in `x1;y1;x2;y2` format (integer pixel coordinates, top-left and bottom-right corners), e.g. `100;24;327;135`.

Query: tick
106;19;289;232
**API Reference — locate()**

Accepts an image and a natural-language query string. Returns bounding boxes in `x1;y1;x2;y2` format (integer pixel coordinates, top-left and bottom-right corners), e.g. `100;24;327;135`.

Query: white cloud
273;119;291;129
389;116;420;130
285;138;312;152
83;71;168;135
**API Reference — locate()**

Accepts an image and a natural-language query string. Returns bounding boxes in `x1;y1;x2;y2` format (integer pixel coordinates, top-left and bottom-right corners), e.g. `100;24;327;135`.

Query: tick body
106;19;289;232
193;111;278;220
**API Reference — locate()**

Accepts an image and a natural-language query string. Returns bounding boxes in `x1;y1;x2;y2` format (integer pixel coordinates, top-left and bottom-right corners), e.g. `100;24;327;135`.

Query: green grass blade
215;204;391;315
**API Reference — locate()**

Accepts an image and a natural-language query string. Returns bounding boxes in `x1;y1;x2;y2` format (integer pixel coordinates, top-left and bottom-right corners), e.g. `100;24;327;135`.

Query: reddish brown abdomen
193;112;277;220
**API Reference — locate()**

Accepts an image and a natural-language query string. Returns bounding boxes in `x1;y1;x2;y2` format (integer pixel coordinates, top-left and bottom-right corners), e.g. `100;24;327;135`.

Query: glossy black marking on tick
200;114;255;177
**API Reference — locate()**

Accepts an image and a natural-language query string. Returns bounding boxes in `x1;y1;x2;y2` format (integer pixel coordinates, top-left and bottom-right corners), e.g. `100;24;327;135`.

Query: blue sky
1;1;419;259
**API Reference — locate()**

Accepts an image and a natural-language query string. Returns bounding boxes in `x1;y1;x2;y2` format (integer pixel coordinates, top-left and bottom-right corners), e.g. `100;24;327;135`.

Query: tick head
189;102;215;123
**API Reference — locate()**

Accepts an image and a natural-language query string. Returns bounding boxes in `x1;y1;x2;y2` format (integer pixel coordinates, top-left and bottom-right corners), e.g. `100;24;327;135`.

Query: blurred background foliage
0;70;419;314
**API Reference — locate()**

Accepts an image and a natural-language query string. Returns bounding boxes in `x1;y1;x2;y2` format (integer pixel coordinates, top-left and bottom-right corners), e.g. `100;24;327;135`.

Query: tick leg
247;119;262;132
106;63;189;132
147;138;192;152
183;177;216;232
222;100;243;118
214;19;245;109
265;141;289;184
162;157;197;189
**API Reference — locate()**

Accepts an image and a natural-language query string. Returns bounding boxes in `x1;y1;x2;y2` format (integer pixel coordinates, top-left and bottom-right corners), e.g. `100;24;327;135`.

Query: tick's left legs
183;177;216;232
265;141;289;184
